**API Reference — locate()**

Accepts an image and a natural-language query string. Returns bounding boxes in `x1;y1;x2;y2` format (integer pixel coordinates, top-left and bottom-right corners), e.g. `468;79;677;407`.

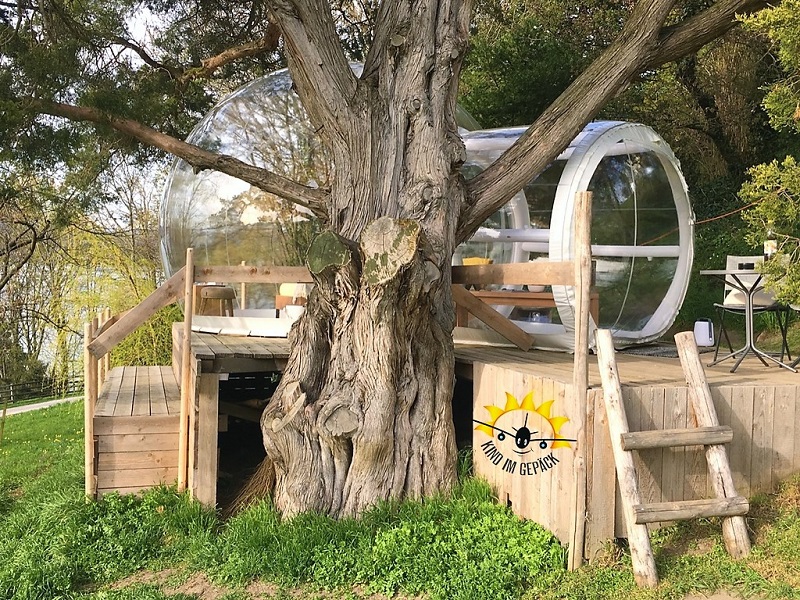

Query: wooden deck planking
751;386;775;495
131;365;150;416
728;386;755;498
95;367;124;417
773;387;796;482
114;366;136;416
149;366;168;415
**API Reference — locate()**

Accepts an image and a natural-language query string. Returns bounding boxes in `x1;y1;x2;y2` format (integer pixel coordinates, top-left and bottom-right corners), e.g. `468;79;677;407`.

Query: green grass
2;403;800;599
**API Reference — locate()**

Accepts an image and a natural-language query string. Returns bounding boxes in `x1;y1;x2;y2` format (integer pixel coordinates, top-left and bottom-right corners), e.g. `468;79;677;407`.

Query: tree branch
107;35;183;80
176;23;283;85
268;0;358;135
459;0;773;242
650;0;773;68
32;100;331;220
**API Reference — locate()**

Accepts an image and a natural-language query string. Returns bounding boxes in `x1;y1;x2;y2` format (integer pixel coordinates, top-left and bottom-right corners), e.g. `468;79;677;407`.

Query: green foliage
111;304;183;367
0;403;216;600
5;406;800;599
740;157;800;304
742;0;800;134
201;478;565;600
460;4;581;127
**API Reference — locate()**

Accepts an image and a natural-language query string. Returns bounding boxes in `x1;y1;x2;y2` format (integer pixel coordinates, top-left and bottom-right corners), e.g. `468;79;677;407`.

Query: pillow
723;289;778;307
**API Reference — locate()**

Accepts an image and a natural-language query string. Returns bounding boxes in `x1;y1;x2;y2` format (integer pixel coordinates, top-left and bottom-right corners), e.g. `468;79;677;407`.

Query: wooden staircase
595;329;751;588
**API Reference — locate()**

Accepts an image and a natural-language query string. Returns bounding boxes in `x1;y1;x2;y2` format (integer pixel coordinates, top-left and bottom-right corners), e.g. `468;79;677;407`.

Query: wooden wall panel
473;363;582;545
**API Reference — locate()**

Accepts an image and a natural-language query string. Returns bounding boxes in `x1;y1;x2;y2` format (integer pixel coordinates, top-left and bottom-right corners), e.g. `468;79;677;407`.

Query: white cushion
723;289;778;307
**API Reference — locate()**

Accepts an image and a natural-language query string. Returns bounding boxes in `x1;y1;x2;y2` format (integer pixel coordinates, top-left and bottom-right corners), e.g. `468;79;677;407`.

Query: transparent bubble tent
161;69;694;349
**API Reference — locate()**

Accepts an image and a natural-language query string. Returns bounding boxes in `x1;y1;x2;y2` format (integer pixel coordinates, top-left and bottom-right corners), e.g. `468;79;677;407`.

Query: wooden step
633;496;749;524
621;425;733;450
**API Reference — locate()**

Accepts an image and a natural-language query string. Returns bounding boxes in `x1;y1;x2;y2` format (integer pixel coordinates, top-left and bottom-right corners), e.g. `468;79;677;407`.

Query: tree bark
260;220;456;516
248;0;470;517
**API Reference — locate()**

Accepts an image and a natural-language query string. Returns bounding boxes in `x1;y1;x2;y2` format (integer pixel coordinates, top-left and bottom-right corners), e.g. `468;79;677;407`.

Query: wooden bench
93;366;181;497
455;289;599;327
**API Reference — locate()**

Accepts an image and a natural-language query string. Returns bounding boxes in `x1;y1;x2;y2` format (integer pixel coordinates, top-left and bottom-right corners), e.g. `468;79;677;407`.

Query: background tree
1;0;776;517
736;0;800;304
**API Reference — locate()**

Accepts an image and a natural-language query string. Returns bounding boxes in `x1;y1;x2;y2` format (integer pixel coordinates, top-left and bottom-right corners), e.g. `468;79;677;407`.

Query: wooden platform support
596;329;751;588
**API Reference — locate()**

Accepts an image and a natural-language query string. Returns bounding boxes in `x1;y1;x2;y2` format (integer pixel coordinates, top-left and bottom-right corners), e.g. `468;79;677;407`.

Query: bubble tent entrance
160;68;693;350
459;122;693;349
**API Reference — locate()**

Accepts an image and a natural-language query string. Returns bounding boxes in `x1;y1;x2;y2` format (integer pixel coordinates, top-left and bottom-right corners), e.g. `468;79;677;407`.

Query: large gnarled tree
1;0;773;516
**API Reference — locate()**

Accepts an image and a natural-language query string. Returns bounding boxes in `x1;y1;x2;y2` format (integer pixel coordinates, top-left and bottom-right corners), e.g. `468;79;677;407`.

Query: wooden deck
94;366;181;496
87;326;800;567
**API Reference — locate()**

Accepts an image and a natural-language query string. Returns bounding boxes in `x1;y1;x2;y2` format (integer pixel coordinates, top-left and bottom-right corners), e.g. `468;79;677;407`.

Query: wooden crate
93;366;181;497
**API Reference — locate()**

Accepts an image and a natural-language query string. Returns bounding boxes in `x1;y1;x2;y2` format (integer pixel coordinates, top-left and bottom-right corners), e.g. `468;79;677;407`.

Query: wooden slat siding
452;261;574;286
638;387;666;531
97;466;177;488
554;379;573;546
772;387;797;483
98;433;179;453
751;386;775;495
113;367;136;416
163;366;182;415
661;387;687;512
194;265;314;284
708;386;732;499
729;386;755;497
684;440;708;503
95;367;125;417
132;366;150;416
94;415;179;435
149;367;168;415
473;364;499;494
97;450;180;471
98;485;153;497
585;387;616;559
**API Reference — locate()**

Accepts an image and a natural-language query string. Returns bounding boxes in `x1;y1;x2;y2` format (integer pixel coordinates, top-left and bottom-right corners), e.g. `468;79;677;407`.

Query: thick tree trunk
260;220;457;516
248;0;470;517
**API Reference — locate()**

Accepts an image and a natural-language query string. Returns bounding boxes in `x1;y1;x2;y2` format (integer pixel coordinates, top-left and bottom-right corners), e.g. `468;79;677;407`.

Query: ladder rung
633;496;749;524
621;426;733;451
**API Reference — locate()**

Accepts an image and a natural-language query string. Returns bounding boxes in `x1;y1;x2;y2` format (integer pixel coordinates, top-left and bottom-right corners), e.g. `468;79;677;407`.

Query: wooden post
0;385;10;446
97;310;107;385
102;307;112;380
595;329;659;588
675;331;751;558
84;319;99;498
178;248;195;492
569;191;592;569
239;261;247;310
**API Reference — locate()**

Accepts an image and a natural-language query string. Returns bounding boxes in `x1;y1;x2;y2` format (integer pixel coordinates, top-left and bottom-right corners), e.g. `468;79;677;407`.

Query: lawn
1;402;799;599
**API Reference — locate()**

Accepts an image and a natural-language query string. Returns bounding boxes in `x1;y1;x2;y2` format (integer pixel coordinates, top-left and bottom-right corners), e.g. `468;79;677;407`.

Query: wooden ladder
595;330;751;588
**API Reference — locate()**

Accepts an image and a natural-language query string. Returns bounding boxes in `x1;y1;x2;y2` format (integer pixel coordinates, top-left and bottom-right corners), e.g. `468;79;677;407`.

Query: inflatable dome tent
161;71;694;349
